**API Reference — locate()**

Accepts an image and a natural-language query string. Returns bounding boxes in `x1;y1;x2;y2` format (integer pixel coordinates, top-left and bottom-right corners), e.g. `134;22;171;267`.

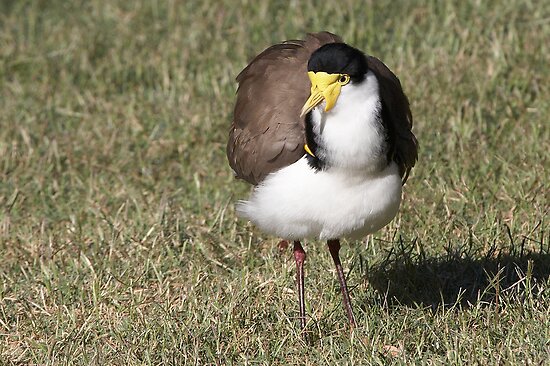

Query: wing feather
227;32;342;185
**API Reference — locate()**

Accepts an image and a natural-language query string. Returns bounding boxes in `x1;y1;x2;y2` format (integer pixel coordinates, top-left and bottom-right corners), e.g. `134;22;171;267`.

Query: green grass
1;0;549;364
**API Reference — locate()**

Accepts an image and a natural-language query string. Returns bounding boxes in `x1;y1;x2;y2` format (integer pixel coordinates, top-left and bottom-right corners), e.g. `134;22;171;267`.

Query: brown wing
367;56;418;184
227;32;342;185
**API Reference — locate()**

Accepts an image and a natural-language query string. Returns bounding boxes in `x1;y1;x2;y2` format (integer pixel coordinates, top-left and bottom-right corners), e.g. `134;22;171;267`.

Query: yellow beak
300;71;347;117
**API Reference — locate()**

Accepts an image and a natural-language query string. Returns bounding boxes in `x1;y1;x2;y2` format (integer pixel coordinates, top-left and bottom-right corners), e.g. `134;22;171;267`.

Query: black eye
339;75;347;83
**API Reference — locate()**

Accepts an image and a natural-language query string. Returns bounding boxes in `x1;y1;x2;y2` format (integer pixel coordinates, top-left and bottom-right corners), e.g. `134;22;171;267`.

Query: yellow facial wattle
300;71;350;117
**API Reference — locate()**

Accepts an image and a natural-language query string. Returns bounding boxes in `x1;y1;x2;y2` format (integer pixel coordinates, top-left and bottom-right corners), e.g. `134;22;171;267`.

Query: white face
335;72;380;113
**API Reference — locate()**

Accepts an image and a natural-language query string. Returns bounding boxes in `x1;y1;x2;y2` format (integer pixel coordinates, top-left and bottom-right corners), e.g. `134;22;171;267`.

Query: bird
227;31;418;329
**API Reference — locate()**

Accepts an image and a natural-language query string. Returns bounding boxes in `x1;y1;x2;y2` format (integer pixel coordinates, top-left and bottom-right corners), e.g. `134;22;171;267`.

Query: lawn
0;0;548;364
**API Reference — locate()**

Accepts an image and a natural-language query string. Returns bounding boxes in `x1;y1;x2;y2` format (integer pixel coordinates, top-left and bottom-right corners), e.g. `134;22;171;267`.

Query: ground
0;0;548;364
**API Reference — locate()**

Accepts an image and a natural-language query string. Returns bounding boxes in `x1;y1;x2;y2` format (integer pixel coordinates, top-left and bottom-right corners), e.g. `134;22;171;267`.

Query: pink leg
293;240;307;330
327;239;356;327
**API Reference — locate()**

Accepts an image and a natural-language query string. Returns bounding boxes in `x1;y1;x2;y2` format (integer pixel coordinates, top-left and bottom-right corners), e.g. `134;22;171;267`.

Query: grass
0;0;549;364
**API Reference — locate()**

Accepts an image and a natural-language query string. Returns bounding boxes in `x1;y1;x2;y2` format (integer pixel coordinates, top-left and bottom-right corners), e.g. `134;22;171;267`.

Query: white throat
309;71;387;174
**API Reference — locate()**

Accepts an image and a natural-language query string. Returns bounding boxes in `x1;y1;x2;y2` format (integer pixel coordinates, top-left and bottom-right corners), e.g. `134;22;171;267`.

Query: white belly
237;157;402;240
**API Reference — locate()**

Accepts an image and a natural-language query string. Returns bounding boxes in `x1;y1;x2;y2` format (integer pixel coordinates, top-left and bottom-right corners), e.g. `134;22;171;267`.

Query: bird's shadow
362;229;549;309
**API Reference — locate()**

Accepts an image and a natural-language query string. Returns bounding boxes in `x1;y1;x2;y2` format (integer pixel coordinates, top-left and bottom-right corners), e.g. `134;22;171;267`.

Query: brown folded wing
227;32;342;185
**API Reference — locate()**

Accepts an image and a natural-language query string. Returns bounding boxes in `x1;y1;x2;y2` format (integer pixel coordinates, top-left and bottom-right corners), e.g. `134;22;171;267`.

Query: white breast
237;158;402;240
